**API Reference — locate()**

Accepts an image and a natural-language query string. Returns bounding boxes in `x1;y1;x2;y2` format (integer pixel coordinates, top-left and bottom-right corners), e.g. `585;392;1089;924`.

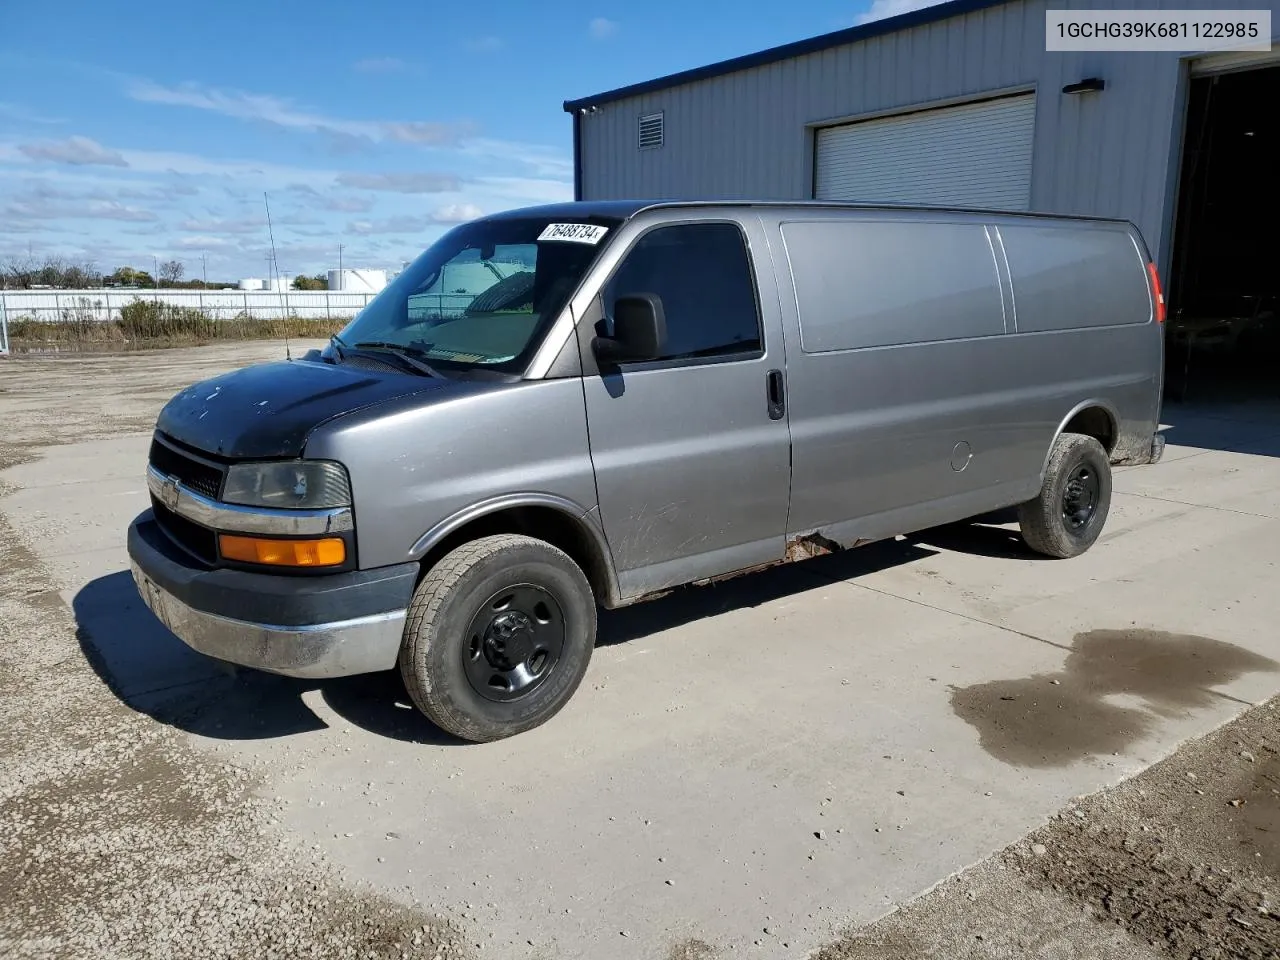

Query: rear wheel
1018;432;1112;558
399;534;596;742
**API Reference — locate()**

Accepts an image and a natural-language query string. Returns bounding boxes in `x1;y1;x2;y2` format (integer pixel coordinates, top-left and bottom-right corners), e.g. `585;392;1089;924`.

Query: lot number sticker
538;223;609;244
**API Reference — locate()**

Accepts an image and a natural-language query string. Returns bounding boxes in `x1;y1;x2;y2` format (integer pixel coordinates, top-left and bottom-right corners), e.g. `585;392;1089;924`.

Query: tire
398;534;596;742
1018;432;1112;559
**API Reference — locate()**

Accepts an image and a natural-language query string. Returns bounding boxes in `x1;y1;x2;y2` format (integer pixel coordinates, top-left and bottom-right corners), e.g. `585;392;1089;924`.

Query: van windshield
332;216;620;375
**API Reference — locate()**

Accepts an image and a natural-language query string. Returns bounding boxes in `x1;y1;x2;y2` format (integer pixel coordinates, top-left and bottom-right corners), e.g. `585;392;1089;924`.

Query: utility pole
338;243;344;274
153;255;160;288
201;252;208;285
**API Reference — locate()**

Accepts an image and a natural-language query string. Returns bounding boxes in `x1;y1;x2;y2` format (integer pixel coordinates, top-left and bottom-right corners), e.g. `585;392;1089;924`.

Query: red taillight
1147;262;1166;324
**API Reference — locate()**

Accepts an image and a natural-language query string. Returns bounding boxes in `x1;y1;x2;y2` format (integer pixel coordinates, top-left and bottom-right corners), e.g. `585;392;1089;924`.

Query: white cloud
119;180;200;201
324;195;374;213
589;18;619;40
431;203;483;223
179;217;265;234
175;235;240;250
457;138;573;179
471;176;574;204
107;147;338;188
276;210;324;226
336;172;460;193
9;180;102;202
856;0;944;23
18;136;128;167
2;138;569;204
119;76;572;180
86;200;159;222
347;216;432;236
4;195;157;222
285;184;373;212
353;57;409;74
127;80;471;146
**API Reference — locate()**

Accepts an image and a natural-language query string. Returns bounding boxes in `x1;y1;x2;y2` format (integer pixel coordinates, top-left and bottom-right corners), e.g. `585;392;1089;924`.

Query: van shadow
73;572;458;746
76;530;1013;745
903;508;1043;561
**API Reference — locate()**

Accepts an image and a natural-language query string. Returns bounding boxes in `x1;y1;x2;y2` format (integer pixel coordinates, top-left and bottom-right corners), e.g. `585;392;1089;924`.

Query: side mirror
592;293;667;365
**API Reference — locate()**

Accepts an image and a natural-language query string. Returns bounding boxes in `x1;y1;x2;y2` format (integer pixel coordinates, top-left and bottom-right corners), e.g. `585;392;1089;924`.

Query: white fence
1;289;380;323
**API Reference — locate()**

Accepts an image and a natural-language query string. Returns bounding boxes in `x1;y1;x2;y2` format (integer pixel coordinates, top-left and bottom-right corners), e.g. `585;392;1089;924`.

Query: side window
604;222;762;362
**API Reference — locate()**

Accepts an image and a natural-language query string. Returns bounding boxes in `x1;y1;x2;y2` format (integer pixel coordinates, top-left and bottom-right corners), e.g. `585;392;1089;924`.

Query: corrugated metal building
563;0;1279;311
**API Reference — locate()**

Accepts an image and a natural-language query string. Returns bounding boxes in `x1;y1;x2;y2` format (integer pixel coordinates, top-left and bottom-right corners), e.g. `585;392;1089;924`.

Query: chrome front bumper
130;559;405;678
127;511;417;680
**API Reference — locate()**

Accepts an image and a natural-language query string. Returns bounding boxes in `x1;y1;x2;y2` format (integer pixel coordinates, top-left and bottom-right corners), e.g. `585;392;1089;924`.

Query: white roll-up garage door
814;93;1037;210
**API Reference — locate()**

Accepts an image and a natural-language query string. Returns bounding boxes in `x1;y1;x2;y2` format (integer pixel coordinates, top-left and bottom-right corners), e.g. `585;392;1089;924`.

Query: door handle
766;369;786;421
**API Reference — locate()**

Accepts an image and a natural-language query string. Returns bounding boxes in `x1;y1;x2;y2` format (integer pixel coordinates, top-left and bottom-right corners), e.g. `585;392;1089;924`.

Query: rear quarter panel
993;217;1163;466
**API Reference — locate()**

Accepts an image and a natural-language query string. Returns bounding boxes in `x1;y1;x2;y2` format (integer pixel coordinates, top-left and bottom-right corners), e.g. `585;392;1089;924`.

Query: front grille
151;497;218;566
149;435;225;500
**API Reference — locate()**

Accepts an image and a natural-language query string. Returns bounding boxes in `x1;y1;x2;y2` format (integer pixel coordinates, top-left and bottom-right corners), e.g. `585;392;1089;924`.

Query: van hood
156;358;451;459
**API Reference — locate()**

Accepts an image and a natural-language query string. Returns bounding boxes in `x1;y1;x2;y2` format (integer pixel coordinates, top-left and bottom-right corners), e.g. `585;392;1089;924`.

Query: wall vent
638;112;664;150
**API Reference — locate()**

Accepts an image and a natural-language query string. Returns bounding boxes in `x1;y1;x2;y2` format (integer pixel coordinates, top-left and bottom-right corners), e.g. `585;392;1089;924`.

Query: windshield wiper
351;341;444;379
328;332;347;360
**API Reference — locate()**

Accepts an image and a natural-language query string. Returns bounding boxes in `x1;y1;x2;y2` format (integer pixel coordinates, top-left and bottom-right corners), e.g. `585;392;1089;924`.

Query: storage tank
327;268;388;293
238;277;264;291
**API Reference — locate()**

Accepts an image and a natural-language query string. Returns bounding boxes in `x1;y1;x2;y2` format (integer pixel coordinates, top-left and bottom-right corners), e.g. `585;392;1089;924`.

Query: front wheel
1018;432;1112;559
399;534;597;742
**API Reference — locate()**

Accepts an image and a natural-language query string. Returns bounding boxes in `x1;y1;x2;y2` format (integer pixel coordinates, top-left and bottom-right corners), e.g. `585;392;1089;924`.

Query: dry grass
9;302;346;348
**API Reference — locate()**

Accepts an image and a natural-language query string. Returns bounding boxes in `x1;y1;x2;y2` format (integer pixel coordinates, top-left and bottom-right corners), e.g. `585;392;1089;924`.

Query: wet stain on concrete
951;629;1278;768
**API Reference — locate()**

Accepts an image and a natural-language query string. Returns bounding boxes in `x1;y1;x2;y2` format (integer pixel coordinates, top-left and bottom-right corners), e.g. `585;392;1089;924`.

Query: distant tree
158;260;185;286
105;266;155;288
1;255;101;288
291;273;328;291
60;261;101;288
2;255;37;288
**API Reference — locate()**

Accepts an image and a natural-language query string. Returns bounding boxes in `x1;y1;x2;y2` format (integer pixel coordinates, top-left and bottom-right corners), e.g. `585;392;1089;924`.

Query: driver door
580;217;792;600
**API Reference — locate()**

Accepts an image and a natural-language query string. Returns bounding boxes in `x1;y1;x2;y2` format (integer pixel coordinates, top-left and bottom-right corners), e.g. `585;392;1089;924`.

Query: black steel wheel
1018;432;1112;559
399;534;596;742
1061;463;1101;531
462;584;566;702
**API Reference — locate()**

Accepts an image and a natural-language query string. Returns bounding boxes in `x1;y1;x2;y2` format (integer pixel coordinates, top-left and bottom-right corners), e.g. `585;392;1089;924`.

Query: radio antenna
264;191;292;361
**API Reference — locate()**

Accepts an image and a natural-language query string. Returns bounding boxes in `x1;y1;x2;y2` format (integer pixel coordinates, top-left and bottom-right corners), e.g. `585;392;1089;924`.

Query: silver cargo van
128;201;1166;741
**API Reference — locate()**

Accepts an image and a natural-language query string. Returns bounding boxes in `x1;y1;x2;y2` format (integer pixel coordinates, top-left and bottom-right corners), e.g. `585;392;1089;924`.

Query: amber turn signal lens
218;534;346;567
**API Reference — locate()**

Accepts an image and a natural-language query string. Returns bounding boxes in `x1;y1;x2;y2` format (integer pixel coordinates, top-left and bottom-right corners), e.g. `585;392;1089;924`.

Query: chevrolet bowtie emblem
158;475;180;510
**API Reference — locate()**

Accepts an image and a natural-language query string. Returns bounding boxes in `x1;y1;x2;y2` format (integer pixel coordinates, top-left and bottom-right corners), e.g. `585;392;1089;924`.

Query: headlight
222;460;352;510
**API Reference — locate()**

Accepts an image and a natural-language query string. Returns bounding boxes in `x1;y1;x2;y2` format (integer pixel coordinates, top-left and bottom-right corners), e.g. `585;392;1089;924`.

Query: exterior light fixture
1062;77;1105;94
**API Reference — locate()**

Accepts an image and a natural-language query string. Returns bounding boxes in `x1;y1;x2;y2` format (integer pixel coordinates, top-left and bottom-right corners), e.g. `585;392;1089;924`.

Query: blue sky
1;0;931;281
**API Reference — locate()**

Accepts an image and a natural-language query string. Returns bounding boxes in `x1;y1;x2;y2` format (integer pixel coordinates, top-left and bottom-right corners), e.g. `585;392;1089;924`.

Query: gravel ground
815;695;1280;959
0;503;474;960
1;345;476;960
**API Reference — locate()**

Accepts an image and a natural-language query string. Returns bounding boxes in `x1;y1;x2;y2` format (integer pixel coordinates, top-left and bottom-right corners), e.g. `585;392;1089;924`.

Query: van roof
482;199;1135;228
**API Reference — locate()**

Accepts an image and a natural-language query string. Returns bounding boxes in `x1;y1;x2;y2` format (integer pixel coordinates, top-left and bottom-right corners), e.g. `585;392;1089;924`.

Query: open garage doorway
1166;63;1280;407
